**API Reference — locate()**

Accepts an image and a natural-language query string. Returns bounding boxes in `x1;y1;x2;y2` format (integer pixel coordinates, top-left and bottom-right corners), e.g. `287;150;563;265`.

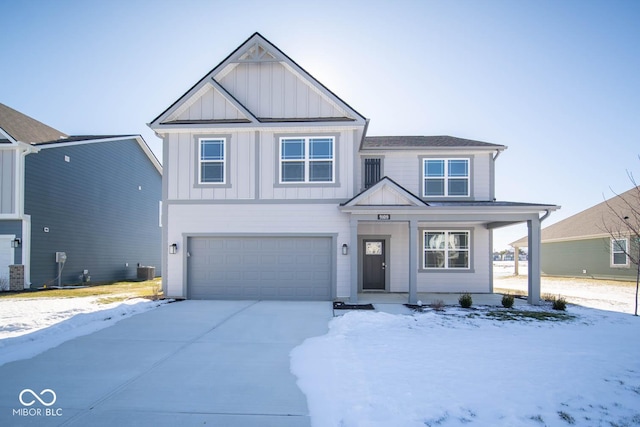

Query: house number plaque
377;214;391;220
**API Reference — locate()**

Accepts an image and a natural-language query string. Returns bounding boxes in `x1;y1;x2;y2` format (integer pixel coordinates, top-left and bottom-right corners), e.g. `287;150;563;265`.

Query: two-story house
0;103;162;289
150;33;558;304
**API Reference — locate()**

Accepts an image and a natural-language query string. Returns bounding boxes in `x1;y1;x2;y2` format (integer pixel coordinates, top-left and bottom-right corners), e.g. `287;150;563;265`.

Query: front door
363;239;385;290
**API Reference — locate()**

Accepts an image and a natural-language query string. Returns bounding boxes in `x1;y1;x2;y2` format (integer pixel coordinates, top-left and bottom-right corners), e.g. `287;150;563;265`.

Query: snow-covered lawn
291;305;640;427
2;270;639;426
0;296;167;366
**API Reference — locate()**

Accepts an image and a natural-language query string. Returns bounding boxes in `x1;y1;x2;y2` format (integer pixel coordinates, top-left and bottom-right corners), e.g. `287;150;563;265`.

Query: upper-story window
611;238;629;267
280;137;334;183
199;138;225;184
423;158;469;197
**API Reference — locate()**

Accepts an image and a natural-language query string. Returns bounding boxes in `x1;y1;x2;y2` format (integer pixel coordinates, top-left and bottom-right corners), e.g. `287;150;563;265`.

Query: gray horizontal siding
541;238;638;281
25;138;162;286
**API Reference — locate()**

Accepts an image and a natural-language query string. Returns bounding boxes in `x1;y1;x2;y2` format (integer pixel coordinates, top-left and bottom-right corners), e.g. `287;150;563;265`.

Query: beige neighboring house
511;186;639;281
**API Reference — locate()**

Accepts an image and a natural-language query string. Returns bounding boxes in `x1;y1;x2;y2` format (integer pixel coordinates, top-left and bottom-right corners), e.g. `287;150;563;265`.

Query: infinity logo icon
19;389;57;407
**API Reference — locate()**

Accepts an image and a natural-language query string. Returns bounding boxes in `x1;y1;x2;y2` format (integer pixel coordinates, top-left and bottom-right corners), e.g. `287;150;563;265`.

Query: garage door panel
188;236;332;300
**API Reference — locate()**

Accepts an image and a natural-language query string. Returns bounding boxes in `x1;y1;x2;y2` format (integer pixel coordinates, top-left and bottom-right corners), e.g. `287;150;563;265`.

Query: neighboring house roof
0;103;162;174
511;186;640;246
362;135;507;150
0;102;67;144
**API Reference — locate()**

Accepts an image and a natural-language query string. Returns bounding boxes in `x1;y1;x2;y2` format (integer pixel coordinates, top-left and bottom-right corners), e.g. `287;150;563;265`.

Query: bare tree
601;172;640;316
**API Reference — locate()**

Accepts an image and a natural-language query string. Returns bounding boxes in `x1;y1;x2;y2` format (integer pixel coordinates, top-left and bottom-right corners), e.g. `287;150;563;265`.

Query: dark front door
363;239;385;290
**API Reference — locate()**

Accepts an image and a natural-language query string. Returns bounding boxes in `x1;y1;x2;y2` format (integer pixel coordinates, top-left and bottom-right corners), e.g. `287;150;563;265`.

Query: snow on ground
0;296;167;366
494;261;638;315
292;266;640;427
291;305;640;427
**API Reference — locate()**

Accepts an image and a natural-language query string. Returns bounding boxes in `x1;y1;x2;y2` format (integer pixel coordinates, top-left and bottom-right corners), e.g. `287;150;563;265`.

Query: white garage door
187;236;333;300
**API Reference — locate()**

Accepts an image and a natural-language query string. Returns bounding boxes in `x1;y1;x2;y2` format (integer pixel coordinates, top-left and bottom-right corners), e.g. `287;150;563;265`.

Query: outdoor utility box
137;266;155;281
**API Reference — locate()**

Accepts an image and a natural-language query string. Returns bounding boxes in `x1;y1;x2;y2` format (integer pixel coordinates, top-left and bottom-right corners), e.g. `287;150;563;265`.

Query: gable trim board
149;33;366;131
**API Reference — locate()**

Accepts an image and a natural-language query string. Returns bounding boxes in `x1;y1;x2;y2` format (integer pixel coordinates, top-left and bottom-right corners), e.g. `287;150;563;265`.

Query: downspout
17;142;39;288
539;209;551;222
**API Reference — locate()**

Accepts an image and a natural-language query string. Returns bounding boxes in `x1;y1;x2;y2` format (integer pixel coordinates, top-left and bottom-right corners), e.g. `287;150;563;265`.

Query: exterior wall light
11;238;21;248
169;243;178;254
342;244;349;255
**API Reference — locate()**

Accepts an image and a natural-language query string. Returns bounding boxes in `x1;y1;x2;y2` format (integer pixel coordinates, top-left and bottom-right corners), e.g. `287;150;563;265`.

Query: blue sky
2;0;639;249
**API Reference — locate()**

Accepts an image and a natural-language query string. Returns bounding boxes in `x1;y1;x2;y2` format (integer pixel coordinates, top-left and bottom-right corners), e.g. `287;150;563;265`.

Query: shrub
459;292;473;308
430;299;445;311
501;293;515;308
552;296;567;311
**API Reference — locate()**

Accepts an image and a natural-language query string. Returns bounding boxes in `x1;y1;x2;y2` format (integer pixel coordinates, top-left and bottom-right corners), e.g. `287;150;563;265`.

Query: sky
2;0;639;249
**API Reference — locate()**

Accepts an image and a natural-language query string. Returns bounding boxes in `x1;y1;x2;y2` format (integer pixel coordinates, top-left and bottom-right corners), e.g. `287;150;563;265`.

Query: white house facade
150;33;558;304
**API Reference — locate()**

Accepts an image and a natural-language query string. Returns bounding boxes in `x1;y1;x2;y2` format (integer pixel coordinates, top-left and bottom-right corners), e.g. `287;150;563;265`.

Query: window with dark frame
364;158;381;189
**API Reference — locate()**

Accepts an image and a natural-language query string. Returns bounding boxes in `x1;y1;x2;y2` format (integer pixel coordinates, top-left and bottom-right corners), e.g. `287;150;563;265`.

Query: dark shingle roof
362;135;505;149
510;186;639;246
0;103;67;143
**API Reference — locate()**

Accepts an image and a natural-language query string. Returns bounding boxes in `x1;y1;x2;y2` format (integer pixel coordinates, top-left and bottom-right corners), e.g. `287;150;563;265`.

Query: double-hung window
424;230;470;269
280;137;334;183
423;158;469;197
611;238;629;266
199;138;225;184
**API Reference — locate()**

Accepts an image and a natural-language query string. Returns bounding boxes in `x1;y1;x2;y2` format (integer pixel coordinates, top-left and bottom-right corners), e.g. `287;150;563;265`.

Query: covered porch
339;178;560;306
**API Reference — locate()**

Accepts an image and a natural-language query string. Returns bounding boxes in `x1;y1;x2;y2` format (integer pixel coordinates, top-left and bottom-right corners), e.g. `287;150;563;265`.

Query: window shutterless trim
193;134;232;188
420;157;472;198
420;229;472;271
274;133;340;187
610;237;630;267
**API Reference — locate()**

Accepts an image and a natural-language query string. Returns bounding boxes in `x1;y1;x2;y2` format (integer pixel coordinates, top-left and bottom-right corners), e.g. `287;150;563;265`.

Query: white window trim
611;237;630;267
279;136;335;184
423;230;471;270
423;158;470;197
198;138;226;184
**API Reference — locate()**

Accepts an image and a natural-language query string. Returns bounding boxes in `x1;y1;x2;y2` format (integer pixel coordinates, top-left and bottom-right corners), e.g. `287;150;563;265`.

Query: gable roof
149;32;366;129
0;102;67;144
341;177;429;207
510;186;639;246
362;135;506;150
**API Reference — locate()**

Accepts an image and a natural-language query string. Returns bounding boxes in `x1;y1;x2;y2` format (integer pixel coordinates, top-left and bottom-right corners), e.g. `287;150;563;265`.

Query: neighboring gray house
511;186;639;281
149;32;558;304
0;103;162;288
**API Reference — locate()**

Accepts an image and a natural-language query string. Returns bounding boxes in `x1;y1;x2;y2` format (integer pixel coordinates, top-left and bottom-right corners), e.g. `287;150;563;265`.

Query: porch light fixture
11;238;21;248
169;243;178;254
342;244;349;255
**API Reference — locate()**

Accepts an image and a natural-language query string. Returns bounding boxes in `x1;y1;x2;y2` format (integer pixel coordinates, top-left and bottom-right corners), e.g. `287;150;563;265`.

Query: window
199;138;225;183
424;230;470;269
611;238;629;266
364;158;382;189
423;158;469;197
280;137;334;183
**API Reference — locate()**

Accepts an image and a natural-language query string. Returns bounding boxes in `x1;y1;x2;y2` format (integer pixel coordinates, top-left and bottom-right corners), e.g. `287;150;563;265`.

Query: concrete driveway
0;300;332;426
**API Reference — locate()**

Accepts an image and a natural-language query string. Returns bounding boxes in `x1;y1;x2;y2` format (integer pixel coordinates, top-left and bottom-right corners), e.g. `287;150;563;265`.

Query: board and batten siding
0;149;16;214
25;138;162;287
167;128;359;201
373;151;493;201
217;62;347;120
165;203;352;299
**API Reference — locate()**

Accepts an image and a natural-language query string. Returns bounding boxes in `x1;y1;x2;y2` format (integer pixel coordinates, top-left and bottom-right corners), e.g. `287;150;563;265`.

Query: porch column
527;217;542;304
408;219;418;304
349;217;359;303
